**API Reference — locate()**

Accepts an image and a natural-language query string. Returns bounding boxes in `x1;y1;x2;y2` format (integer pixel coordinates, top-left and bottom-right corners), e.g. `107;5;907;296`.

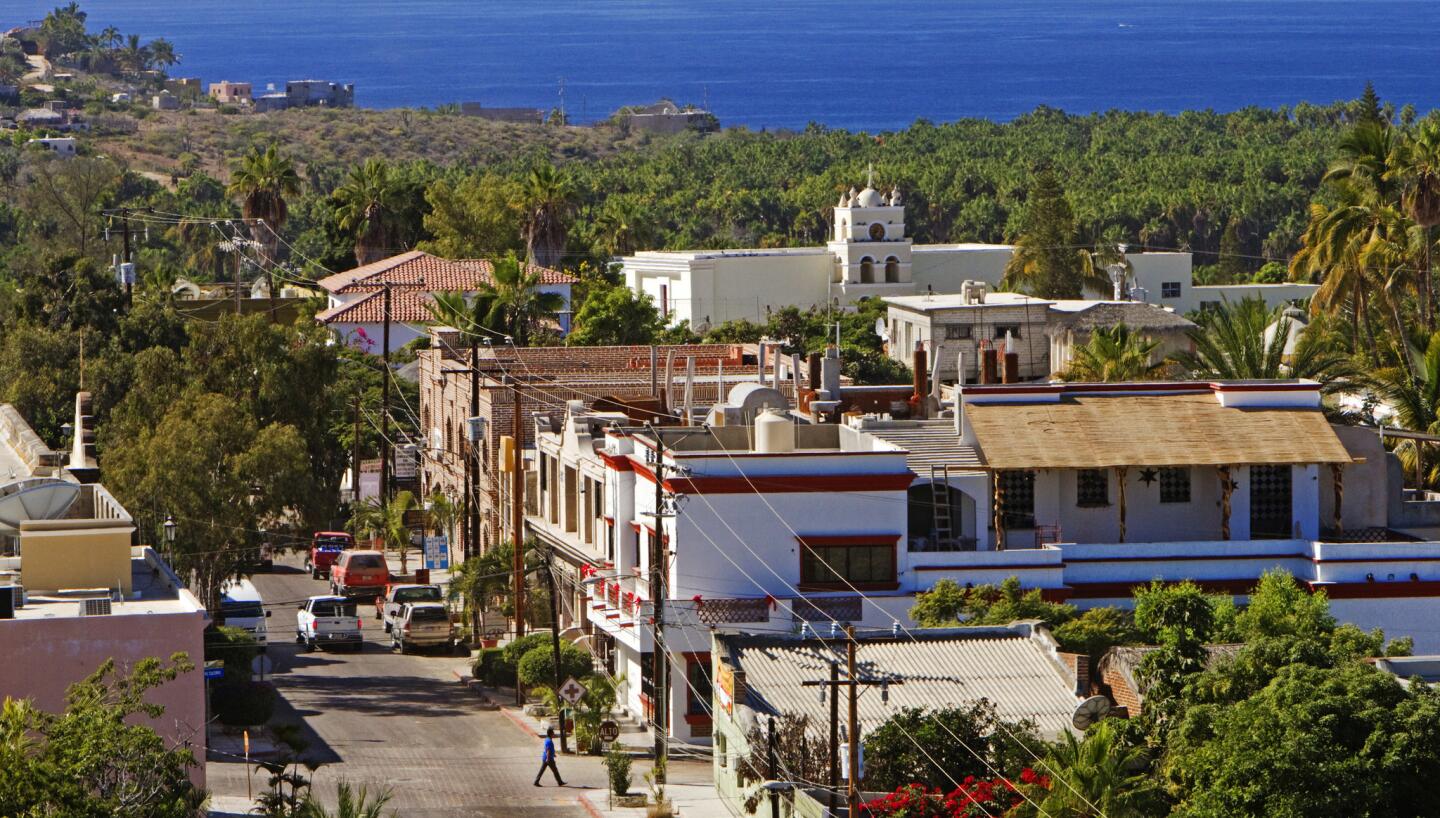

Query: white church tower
828;164;913;293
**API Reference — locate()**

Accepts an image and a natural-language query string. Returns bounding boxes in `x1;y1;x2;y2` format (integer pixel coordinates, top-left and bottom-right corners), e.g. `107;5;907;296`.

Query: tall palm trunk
1357;284;1381;366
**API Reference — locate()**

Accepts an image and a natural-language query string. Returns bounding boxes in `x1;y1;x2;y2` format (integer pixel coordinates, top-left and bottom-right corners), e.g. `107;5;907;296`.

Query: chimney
954;352;966;436
981;347;998;385
757;341;767;384
1003;351;1020;384
808;352;822;390
911;342;928;406
820;345;842;397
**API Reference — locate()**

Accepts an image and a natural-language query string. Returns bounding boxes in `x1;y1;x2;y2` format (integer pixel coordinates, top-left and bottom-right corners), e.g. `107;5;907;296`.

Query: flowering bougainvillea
861;769;1047;817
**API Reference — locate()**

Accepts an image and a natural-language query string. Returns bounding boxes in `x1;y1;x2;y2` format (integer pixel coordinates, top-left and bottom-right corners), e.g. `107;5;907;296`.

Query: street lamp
163;515;177;557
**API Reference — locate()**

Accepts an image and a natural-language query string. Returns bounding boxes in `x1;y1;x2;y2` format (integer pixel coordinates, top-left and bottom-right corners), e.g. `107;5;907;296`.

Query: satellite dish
1072;695;1113;730
0;478;81;528
874;317;889;342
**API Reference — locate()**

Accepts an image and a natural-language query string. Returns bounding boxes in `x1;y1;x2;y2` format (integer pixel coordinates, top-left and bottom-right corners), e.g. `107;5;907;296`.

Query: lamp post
163;514;177;560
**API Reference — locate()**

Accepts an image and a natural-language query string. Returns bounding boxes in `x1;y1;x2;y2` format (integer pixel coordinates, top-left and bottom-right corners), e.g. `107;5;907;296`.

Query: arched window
884;256;900;283
838;218;848;240
859;257;875;283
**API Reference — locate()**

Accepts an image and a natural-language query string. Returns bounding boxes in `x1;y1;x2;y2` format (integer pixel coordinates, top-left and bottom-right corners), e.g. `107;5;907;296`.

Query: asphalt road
206;556;604;817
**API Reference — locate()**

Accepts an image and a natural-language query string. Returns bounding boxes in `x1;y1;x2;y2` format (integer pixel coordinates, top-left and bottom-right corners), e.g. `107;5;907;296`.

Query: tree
480;253;566;346
333;159;403;266
1370;331;1440;487
1002;168;1105;299
566;283;664;346
144;37;178;70
911;577;1077;628
348;489;418;574
38;2;89;59
1060;324;1165;382
1174;297;1354;388
19;154;122;259
0;654;204;818
227;144;301;273
1012;721;1162;818
420;172;526;259
1131;580;1222;725
1388;119;1440;329
521;161;576;269
864;703;1042;792
1355;80;1385;126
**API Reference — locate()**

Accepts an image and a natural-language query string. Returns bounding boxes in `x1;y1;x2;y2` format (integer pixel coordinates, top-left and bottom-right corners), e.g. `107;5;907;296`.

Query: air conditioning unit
77;597;112;617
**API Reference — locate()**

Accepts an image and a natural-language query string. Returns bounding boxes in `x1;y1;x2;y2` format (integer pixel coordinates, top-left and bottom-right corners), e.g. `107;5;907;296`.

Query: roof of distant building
860;419;984;475
883;292;1052;312
1046;301;1196;333
9;546;204;620
316;250;574;295
718;622;1081;738
964;388;1352;470
315;287;435;324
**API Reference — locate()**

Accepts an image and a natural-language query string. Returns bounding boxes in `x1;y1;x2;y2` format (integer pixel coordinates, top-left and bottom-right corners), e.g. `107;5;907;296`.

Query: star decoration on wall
1138;468;1159;486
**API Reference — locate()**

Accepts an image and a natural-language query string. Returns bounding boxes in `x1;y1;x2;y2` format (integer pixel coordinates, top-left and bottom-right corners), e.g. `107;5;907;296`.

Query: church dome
889;187;903;205
855;187;885;208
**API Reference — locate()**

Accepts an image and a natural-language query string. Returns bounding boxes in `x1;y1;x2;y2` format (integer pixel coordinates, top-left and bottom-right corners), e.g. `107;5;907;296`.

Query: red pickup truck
330;550;390;599
305;531;353;580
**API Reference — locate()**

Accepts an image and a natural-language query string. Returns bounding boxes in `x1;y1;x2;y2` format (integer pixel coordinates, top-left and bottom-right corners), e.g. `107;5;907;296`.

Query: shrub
472;646;513;686
516;642;593;690
501;632;551;665
206;625;261;682
605;745;633;795
213;680;276;726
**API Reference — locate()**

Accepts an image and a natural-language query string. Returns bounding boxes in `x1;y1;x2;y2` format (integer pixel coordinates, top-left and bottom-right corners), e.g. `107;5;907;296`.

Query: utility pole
379;283;392;503
351;394;361;509
544;542;567;753
649;428;669;775
767;715;780;818
800;631;899;816
511;383;526;703
847;626;859;818
829;661;839;816
469;338;481;558
119;207;133;307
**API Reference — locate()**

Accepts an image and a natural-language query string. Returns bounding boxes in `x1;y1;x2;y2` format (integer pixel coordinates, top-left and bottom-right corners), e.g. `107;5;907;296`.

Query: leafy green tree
1013;721;1163;818
19;154;123;259
227;144;301;269
863;703;1043;792
333;158;403;266
517;641;593;690
910;577;1076;628
420;171;526;259
1370;331;1440;487
566;283;664;346
1131;580;1223;726
1051;606;1141;666
38;2;89;58
0;653;203;818
1002;168;1105;299
522;160;577;270
1060;324;1165;382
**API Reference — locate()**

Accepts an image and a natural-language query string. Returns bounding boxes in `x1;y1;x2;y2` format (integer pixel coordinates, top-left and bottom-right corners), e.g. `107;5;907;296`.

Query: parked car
295;595;362;652
390;602;453;654
305;531;354;579
378;584;444;632
330;550;389;598
219;578;270;649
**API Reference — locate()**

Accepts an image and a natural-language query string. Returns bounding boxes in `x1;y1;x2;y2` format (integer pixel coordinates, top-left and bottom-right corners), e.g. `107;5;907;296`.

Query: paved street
205;556;649;817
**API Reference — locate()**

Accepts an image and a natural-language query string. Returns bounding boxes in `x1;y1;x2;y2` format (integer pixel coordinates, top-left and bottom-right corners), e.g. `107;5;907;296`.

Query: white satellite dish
0;478;82;528
1072;695;1113;730
874;317;889;342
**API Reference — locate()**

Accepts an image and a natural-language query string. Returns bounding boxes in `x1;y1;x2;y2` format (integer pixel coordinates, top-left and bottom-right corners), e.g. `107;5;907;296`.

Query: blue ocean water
11;1;1439;130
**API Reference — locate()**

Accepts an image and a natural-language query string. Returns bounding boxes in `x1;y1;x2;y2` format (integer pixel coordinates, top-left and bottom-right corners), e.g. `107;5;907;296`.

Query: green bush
213;681;276;726
516;642;593;690
605;744;633;795
501;632;551;665
472;646;513;686
205;625;261;682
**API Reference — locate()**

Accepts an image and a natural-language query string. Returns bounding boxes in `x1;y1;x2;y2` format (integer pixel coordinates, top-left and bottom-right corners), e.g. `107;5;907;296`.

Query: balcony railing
908;535;978;553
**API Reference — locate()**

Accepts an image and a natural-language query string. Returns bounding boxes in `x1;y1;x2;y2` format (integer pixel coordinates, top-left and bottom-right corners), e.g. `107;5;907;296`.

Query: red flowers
861;770;1046;817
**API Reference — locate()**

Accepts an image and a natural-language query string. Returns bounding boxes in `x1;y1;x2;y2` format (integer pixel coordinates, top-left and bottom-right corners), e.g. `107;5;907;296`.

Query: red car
305;531;353;580
330;550;390;599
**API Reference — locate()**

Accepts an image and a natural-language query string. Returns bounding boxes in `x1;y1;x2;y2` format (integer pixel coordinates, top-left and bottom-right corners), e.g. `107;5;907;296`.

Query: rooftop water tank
754;409;795;453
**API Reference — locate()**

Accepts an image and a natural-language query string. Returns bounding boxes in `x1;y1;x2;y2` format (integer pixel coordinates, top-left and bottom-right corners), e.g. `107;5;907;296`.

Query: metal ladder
930;465;952;542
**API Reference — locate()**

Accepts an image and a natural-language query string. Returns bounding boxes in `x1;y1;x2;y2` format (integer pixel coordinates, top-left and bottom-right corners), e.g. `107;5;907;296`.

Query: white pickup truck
296;596;363;652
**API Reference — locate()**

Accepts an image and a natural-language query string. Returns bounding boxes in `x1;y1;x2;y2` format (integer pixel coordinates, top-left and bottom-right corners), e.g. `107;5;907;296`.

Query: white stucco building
620;177;1317;328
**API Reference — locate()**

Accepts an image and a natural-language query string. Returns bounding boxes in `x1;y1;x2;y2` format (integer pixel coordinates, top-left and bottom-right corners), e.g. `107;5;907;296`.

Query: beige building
208;80;253;105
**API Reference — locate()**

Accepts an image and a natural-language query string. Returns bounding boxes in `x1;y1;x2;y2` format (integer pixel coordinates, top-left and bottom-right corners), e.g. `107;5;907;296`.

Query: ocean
11;1;1440;130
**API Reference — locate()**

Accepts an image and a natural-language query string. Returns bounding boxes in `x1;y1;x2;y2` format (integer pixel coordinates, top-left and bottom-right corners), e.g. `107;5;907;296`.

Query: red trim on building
1063;552;1310;565
666;473;916;494
796;534;902;547
1311;580;1440;598
597;451;634;471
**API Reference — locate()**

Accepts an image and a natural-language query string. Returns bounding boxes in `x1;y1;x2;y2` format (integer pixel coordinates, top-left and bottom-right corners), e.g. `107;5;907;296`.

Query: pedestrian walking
534;727;565;787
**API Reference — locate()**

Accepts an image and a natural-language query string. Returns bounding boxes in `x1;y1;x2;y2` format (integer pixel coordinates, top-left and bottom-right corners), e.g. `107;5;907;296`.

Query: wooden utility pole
351;394;361;508
512;383;526;632
119;207;133;307
543;541;567;753
829;661;840;815
468;339;482;557
767;715;780;818
650;427;669;775
847;625;859;817
379;283;393;503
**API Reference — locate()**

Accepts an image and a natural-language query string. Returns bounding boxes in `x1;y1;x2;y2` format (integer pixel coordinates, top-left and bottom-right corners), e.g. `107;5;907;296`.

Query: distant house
164;77;203;101
458;102;544;124
16;107;67;129
26;136;76;157
208;80;252;106
151;90;180;111
284;80;354;109
618;98;718;134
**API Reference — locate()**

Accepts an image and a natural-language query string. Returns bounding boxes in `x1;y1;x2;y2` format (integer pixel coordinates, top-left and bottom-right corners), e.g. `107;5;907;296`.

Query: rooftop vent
77;597;112;617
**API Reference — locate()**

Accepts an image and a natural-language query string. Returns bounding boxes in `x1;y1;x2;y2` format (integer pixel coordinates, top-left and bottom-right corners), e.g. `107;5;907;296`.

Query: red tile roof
316;288;438;324
316;250;575;295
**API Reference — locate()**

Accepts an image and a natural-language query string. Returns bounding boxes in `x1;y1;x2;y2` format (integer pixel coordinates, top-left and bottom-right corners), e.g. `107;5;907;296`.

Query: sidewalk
452;668;732;818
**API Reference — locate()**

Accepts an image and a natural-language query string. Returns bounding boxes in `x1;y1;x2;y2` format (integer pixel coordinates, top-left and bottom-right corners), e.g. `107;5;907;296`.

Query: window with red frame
801;543;895;588
686;654;712;717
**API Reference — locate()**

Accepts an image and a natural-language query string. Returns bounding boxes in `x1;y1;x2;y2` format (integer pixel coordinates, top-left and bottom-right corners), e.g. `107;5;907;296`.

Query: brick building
417;329;788;561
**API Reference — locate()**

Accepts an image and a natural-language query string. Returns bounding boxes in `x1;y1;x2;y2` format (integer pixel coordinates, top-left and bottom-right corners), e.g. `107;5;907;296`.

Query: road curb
577;792;606;818
500;704;542;738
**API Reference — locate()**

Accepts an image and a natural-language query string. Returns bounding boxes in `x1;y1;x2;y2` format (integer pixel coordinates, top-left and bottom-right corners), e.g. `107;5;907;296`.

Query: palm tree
447;544;515;646
334;159;402;266
299;781;393;818
348;490;418;574
97;25;122;50
1387;120;1440;328
1291;197;1381;363
1173;297;1355;389
1370;331;1440;488
431;254;565;346
227;144;301;296
1012;721;1162;818
144;37;178;71
1061;324;1165;382
1324;120;1397;198
521;161;576;270
118;33;146;76
425;489;459;557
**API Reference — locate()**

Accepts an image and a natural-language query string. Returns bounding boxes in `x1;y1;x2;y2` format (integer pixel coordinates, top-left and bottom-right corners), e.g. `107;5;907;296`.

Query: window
716;732;728;768
687;655;712;716
859;257;875;283
944;324;972;340
994;325;1021;340
1161;281;1182;299
997;470;1035;529
869;222;887;241
1077;469;1110;507
800;543;895;588
884;256;900;283
1159;467;1191;503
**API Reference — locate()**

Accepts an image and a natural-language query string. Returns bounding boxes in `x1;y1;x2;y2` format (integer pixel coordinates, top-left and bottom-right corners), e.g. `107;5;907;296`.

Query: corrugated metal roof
863;421;984;475
724;625;1078;738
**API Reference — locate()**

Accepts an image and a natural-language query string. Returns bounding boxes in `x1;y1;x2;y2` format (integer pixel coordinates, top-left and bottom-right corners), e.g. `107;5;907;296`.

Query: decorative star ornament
1138;468;1159;486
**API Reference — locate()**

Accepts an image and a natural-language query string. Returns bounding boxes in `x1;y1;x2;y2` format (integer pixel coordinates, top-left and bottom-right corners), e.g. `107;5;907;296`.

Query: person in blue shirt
534;727;565;786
